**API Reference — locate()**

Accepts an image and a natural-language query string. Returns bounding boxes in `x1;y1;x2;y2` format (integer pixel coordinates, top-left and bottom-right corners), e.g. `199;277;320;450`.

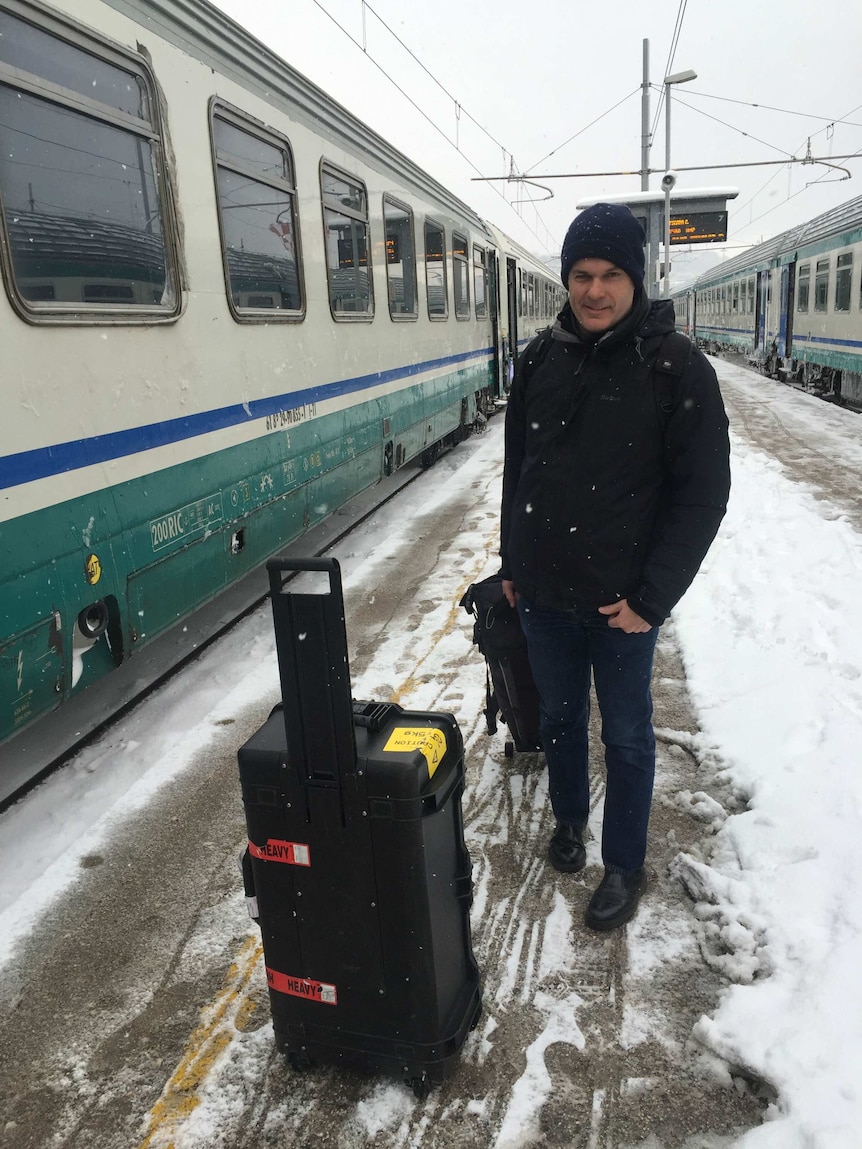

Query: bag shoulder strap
652;330;693;425
518;326;555;389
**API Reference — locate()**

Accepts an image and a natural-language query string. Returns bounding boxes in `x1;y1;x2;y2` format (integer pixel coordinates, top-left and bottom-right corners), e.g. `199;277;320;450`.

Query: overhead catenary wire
664;89;803;161
306;1;858;254
664;91;862;231
672;90;862;130
358;0;510;157
650;0;690;143
306;0;558;252
523;89;642;176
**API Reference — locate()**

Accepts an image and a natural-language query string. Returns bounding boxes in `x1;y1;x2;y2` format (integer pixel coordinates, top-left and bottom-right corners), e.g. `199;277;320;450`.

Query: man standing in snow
500;202;730;931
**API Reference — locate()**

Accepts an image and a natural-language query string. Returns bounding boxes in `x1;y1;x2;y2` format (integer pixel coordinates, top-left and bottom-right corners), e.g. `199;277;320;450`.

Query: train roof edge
676;194;862;291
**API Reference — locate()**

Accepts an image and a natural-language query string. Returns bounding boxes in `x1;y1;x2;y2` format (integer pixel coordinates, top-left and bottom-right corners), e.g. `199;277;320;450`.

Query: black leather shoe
548;822;586;873
584;868;646;931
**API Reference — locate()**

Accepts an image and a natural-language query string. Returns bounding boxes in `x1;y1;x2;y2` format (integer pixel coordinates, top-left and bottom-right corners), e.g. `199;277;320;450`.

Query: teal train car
672;196;862;408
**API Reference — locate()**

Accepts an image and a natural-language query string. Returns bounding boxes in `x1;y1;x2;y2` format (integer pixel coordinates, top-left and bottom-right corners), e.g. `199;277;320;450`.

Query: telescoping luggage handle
266;556;357;787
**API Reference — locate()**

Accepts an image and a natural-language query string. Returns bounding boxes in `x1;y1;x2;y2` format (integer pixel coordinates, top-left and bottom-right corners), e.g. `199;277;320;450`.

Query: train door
488;251;503;399
778;263;795;357
755;271;768;356
505;257;519;388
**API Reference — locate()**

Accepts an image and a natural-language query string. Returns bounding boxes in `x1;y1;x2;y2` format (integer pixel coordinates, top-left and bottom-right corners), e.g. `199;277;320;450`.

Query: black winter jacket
500;296;730;626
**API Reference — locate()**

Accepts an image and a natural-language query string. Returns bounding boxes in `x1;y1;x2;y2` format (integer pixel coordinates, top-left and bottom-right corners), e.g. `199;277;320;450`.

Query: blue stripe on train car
792;333;862;349
1;345;494;490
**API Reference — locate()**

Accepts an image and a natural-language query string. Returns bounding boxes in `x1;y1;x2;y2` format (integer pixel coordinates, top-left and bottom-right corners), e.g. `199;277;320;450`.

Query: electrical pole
641;40;650;192
641;40;656;294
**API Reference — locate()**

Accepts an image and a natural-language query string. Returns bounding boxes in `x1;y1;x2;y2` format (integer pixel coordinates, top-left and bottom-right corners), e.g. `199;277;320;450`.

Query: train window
424;220;448;319
732;282;739;312
452;231;470;318
383;196;417;319
211;106;303;319
519;268;525;318
473;246;487;318
796;267;809;312
835;252;853;312
0;6;178;319
814;258;830;312
747;277;755;313
321;163;373;318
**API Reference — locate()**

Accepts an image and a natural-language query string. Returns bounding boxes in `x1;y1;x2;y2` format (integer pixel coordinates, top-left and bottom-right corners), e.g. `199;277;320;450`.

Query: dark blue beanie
560;203;645;290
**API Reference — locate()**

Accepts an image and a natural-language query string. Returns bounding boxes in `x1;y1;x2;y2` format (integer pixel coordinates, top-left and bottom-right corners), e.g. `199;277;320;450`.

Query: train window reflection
814;258;830;312
0;10;147;118
321;163;372;319
0;10;175;317
214;119;287;181
424;220;448;319
797;265;810;312
835;253;852;312
0;92;171;311
383;196;417;319
452;231;470;319
212;108;303;317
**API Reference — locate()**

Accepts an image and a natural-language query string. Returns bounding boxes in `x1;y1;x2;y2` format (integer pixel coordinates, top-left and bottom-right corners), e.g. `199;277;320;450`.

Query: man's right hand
502;579;518;608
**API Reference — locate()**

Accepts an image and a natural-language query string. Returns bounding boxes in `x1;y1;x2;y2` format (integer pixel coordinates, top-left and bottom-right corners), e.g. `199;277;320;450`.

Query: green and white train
0;0;563;788
672;196;862;409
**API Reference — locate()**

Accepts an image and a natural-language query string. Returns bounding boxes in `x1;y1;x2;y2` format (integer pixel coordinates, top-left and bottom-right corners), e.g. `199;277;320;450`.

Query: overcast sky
209;0;862;284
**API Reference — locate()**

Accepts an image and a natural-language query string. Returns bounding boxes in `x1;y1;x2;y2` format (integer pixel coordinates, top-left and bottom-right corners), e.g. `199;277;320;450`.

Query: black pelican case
237;557;481;1097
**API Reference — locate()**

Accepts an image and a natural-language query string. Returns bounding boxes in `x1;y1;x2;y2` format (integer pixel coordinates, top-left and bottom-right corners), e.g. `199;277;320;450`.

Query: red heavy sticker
266;966;338;1006
248;838;311;866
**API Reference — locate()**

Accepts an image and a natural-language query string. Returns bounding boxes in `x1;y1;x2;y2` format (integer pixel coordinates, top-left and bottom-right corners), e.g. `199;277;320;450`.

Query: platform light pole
663;68;697;296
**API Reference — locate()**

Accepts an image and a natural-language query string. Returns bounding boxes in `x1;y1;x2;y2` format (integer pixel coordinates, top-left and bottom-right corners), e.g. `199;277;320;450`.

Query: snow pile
673;429;862;1148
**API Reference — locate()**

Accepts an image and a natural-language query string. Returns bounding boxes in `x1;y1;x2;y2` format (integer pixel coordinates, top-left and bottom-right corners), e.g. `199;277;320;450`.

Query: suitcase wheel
504;740;514;759
406;1073;431;1101
287;1049;313;1073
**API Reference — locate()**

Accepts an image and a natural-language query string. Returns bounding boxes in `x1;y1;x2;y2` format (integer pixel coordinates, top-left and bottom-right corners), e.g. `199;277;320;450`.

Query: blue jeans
517;597;659;875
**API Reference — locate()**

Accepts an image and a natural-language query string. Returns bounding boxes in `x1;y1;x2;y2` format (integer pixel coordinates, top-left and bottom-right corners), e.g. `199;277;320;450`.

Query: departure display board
668;210;727;245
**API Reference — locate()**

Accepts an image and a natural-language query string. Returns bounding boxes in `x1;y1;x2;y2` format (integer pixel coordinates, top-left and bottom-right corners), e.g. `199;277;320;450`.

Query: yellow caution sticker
85;553;102;585
382;726;447;777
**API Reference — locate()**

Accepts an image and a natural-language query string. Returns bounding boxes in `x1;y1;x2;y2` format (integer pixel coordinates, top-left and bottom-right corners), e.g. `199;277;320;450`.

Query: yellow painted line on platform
138;935;263;1149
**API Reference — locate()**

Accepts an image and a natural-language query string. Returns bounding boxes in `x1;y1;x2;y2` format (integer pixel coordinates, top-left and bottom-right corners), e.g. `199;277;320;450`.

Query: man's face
567;258;635;334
